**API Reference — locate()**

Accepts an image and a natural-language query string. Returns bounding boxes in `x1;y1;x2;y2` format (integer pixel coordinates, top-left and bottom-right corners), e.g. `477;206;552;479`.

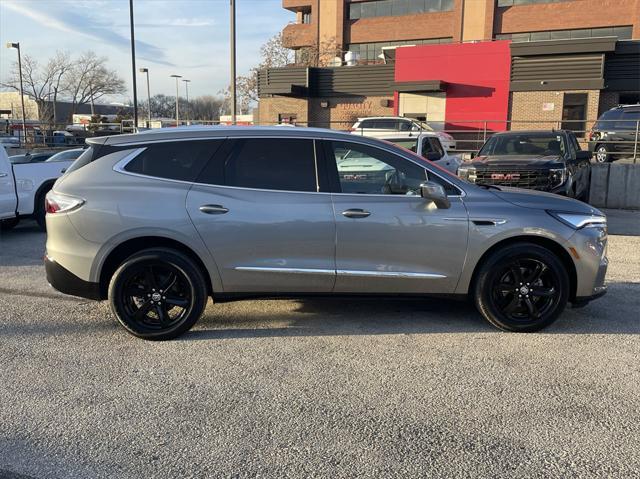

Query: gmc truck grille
474;169;553;190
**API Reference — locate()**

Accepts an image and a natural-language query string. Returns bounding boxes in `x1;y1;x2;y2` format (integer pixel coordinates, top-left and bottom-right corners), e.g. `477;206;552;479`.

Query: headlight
457;166;476;182
549;168;566;186
547;210;606;229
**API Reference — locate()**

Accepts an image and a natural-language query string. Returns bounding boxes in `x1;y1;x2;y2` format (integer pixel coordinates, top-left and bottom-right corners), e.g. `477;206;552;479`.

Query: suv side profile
589;105;640;162
46;127;608;340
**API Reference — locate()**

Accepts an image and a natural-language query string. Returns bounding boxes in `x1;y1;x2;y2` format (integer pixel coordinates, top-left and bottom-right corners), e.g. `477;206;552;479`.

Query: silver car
45;127;608;340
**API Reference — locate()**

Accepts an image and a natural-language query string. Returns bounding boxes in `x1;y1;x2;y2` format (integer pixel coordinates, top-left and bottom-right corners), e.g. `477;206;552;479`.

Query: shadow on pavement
183;281;640;341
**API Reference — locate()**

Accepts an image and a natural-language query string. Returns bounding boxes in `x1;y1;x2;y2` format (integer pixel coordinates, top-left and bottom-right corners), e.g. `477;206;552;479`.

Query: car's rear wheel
474;243;569;332
594;144;610;163
108;248;208;340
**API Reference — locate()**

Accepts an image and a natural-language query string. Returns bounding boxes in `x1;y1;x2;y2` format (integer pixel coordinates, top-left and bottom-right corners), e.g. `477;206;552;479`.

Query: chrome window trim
110;134;466;198
234;266;446;279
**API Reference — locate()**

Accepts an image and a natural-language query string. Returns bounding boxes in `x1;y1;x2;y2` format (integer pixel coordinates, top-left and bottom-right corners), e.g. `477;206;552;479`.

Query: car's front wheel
108;248;208;340
594;144;610;163
474;243;569;332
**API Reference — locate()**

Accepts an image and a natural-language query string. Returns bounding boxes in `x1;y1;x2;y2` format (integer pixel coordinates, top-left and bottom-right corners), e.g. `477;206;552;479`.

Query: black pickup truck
458;130;591;200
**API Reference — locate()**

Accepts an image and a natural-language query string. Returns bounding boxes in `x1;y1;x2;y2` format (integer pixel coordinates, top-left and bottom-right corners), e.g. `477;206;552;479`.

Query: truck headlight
458;166;476;182
549;168;566;187
547;210;606;230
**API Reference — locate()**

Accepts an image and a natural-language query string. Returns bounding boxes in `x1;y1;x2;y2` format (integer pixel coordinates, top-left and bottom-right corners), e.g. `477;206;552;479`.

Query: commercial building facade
258;0;640;142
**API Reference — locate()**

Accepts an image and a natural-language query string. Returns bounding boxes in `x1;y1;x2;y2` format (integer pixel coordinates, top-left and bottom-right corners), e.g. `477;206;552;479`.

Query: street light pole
139;68;151;128
182;79;191;124
230;0;237;124
170;74;182;126
6;42;27;145
129;0;139;130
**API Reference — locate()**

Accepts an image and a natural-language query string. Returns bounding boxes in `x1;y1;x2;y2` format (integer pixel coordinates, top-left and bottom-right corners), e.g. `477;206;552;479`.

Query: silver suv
45;127;608;340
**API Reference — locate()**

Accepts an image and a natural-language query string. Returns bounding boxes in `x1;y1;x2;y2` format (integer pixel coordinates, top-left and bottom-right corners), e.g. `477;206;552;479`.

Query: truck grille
474;169;553;190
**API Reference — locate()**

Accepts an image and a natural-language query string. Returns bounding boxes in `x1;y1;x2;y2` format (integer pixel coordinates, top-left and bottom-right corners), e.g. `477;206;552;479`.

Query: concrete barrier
589;163;640;210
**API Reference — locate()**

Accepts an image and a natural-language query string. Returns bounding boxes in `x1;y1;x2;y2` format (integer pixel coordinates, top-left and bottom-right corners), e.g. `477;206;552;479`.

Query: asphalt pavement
0;215;639;478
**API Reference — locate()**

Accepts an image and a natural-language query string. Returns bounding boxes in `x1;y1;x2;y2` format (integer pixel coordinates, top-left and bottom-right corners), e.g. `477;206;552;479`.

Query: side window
426;170;462;196
615;111;640;130
422;138;444;159
124;140;221;182
329;141;426;195
359;119;374;129
223;138;317;192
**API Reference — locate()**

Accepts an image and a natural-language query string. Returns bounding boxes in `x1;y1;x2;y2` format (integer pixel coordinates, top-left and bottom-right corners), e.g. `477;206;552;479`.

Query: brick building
257;0;640;142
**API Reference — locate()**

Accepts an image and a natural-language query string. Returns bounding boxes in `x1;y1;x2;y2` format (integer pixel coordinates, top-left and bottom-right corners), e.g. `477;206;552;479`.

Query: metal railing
3;117;639;163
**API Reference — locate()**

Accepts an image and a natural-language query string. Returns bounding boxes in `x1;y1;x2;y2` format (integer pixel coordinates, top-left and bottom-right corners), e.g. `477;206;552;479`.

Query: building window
348;38;452;63
561;93;588;136
619;93;640;105
349;0;454;20
278;113;298;125
302;11;312;24
496;26;633;42
497;0;572;6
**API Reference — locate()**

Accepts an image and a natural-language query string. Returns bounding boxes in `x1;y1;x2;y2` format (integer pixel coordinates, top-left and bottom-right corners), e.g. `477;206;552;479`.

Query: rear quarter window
123;140;223;182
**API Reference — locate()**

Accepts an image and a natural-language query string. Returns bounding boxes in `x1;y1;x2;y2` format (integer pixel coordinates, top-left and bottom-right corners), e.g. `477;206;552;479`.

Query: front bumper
572;286;607;308
45;254;102;300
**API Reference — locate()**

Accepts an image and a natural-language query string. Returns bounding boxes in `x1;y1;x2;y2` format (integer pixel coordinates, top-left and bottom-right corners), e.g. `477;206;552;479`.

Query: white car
0;135;21;149
378;133;462;174
0;146;76;231
351;116;456;151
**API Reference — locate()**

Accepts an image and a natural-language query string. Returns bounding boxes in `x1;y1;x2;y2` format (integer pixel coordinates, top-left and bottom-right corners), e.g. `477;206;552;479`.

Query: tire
34;188;49;231
0;217;19;231
594;144;610;163
474;243;569;332
108;248;208;340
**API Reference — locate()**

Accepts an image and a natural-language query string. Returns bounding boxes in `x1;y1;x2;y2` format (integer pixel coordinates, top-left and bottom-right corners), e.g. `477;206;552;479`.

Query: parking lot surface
1;217;639;478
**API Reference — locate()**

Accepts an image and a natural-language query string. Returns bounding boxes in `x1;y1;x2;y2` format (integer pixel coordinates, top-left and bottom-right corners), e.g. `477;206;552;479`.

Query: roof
88;125;374;147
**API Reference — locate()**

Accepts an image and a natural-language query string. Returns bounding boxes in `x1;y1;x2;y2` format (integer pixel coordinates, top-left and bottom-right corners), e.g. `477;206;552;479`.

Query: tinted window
595;109;622;129
329;141;426;195
478;134;566;156
615;110;640;130
124;140;221;182
222;138;317;192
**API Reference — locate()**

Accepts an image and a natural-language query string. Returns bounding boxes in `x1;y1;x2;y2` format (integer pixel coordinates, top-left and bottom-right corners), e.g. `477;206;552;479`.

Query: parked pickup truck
0;146;76;231
457;130;592;201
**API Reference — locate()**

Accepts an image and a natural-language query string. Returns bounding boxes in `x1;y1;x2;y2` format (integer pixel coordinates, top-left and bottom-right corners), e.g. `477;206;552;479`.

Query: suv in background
45;126;607;340
458;130;591;201
589;104;640;162
351;116;456;151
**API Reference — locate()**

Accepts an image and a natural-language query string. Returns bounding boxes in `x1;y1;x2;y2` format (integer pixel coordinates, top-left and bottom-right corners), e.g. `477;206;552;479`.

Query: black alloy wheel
108;248;208;340
474;243;569;332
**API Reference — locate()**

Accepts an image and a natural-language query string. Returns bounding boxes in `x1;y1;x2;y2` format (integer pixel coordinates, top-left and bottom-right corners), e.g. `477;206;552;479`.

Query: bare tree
2;51;73;124
64;51;126;119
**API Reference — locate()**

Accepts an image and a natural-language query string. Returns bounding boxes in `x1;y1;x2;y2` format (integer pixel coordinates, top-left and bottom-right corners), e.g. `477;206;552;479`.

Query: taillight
45;191;85;214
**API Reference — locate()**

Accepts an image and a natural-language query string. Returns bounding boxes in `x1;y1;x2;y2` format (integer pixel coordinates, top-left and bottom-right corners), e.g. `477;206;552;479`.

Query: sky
0;0;293;103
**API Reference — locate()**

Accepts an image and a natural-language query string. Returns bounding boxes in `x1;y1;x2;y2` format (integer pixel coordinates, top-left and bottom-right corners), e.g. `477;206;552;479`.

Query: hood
491;187;603;216
471;155;563;168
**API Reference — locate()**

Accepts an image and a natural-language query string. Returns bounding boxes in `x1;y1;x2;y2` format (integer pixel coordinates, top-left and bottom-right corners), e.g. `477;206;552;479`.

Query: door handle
199;204;229;215
0;173;7;178
342;208;371;219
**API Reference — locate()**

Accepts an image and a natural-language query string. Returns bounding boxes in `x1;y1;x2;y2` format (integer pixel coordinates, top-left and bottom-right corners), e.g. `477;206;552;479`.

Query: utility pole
182;79;191;124
230;0;236;124
139;68;151;128
170;74;182;126
129;0;139;130
6;42;27;145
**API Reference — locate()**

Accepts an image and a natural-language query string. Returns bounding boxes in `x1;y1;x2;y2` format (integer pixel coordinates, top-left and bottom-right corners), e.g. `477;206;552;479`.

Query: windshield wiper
475;182;502;191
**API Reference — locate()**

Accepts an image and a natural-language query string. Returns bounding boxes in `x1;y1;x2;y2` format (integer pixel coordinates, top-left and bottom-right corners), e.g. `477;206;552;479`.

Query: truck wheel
474;243;569;332
594;145;610;163
34;191;48;231
108;248;208;340
0;217;19;231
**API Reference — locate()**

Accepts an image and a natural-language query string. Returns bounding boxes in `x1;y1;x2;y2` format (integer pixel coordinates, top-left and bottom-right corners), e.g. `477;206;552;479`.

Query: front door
0;148;17;220
186;137;336;293
323;140;468;294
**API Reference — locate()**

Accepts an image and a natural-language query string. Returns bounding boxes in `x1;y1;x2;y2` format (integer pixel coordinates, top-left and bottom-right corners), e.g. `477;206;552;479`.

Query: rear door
0;146;17;219
322;139;469;294
186;137;336;293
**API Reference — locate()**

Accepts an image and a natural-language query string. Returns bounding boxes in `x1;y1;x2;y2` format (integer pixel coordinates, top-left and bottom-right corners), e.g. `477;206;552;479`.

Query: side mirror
424;152;442;162
420;181;450;209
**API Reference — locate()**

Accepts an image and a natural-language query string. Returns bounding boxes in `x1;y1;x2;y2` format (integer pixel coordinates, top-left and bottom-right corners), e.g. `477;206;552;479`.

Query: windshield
479;133;566;157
